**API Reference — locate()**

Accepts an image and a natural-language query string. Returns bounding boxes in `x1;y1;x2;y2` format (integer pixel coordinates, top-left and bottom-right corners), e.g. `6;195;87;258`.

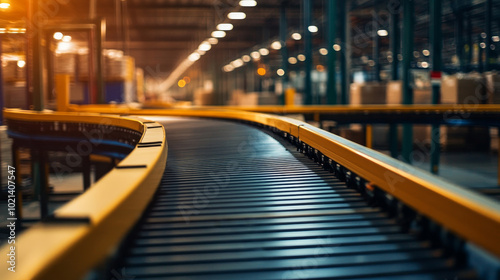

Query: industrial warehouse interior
0;0;500;279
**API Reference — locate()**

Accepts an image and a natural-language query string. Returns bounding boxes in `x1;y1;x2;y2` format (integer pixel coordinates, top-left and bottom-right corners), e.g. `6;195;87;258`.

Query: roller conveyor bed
114;117;477;280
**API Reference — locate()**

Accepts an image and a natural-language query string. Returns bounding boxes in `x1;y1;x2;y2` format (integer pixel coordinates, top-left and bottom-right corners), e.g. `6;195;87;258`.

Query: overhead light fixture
333;44;341;51
493;36;500;42
242;55;251;62
250;51;261;60
217;23;233;31
291;33;301;40
17;60;26;68
223;65;235;72
228;12;246;20
271;41;282;50
297;54;306;61
197;50;206;55
257;67;266;76
308;25;318;33
198;41;212;51
377;29;388;37
178;79;187;88
288;57;297;64
422;49;430;56
277;69;285;76
0;0;10;9
62;35;72;42
53;32;64;40
231;59;244;68
421;62;429;68
188;52;201;61
211;30;226;38
319;48;328;55
239;0;257;7
259;48;269;56
208;38;218;45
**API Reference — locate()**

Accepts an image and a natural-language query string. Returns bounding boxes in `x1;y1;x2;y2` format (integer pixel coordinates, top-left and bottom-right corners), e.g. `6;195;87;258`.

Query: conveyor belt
116;117;477;280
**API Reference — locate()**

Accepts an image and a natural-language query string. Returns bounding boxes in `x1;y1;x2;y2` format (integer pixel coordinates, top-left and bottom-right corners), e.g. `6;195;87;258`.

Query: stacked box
484;72;500;104
386;80;432;104
441;74;486;104
350;82;387;104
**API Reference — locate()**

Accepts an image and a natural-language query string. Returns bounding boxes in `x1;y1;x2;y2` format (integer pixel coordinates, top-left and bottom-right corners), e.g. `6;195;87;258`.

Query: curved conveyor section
116;117;476;280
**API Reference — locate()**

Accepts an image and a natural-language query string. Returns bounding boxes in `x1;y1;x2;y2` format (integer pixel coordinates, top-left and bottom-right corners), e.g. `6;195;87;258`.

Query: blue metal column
389;4;400;158
430;0;442;174
280;2;289;105
326;0;337;105
339;0;349;104
454;6;465;72
485;0;492;71
401;0;414;163
303;0;313;105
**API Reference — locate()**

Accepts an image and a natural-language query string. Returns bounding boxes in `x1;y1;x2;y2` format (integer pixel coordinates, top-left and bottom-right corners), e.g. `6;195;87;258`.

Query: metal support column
339;0;349;104
389;2;400;158
485;0;492;71
430;0;442;174
390;5;400;81
373;6;381;82
83;155;91;190
280;2;289;105
454;8;465;72
467;14;473;69
401;0;414;164
30;0;44;111
96;19;106;104
303;0;313;105
326;0;337;104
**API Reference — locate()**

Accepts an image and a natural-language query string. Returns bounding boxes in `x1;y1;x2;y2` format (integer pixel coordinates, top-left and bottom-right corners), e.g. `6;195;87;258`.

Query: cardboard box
386;80;432;104
350;82;387;104
441;74;486;104
485;72;500;104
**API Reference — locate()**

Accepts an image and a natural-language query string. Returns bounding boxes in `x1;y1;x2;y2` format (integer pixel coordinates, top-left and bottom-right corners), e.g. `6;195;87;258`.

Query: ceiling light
480;42;486;49
259;48;269;56
17;60;26;68
493;36;500;42
333;44;341;51
239;0;257;7
308;25;318;33
223;65;234;72
319;48;328;55
291;33;301;40
422;49;430;56
53;32;63;40
0;1;10;9
288;57;297;64
178;79;186;88
188;52;201;61
277;69;285;76
242;55;251;62
257;67;266;76
271;41;282;50
208;38;218;45
297;54;306;61
250;51;261;60
211;31;226;38
228;12;246;20
377;29;388;37
217;23;233;31
231;59;244;68
62;35;72;42
421;62;429;68
198;41;212;51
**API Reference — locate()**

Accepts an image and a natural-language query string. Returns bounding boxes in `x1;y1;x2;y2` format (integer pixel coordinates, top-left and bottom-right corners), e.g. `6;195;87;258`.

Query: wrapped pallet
229;90;258;106
350;82;387;104
193;88;213;106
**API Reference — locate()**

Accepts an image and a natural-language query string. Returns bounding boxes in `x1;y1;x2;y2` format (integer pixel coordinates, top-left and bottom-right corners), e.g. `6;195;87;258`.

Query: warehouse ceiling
1;0;499;82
